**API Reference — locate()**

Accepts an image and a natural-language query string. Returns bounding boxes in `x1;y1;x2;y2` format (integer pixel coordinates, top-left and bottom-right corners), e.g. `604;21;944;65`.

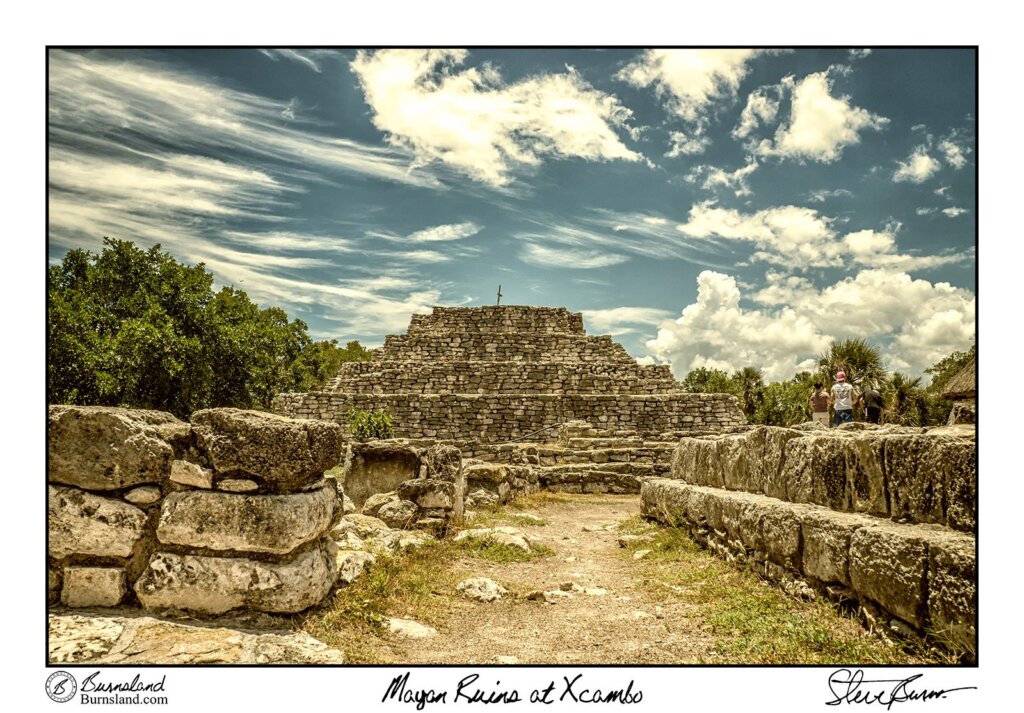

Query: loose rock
457;578;508;603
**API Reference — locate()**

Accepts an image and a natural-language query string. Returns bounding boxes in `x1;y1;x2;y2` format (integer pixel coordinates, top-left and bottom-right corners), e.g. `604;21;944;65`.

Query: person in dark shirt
862;383;884;424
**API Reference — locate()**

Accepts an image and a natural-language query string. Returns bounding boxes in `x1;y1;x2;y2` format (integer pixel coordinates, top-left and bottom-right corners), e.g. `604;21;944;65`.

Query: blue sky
47;48;975;382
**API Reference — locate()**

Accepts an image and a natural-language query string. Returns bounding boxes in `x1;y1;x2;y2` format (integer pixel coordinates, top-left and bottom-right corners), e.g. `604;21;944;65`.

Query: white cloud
645;269;975;381
258;49;341;74
676;201;967;270
582;307;675;336
519;243;628;269
618;49;768;138
893;146;942;183
406;222;481;243
934;185;952;199
938;138;969;169
733;85;781;139
848;49;873;60
916;207;938;216
665;131;711;157
753;70;888;163
685;159;759;197
942;207;969;218
807;188;853;203
350;49;640;187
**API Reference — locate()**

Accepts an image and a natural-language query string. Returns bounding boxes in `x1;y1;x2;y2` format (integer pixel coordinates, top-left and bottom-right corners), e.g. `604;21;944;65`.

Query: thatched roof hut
941;357;976;400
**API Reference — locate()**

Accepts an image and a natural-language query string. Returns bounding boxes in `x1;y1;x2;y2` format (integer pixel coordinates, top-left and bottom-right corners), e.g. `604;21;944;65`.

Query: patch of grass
454;537;556;563
620;523;948;665
470;507;550;528
299;540;463;663
616;515;657;535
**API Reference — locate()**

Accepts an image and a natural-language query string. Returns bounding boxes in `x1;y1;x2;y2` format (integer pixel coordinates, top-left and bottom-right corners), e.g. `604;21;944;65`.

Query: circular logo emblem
46;671;77;703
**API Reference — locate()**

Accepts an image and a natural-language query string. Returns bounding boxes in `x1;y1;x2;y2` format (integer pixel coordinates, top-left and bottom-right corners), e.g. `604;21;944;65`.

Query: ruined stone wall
273;305;747;441
641;423;977;655
274;392;745;441
48;405;344;616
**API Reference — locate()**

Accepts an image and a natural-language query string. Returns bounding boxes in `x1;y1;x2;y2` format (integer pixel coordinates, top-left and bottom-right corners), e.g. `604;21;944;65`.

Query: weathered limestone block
191;409;343;490
170;459;213;488
783;436;850;510
377;499;419;529
800;510;866;586
49;566;62;604
336;550;376;585
61;566;126;607
361;491;399;517
843;434;888;516
156;482;337;554
938;438;976;533
49;485;148;559
718;429;763;492
343;442;422;507
217;478;260;493
398;478;454;510
760;501;803;568
423;444;461;480
927;533;976;653
884;435;947;525
48;405;179;490
124;485;162;506
48;613;347;664
849;524;928;627
135;539;336;615
464;463;510;486
759;427;803;499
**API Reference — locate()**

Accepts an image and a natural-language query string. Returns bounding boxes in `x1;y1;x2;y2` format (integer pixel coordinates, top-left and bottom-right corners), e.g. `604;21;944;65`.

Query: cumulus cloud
675;202;965;271
350;49;640;187
848;49;873;60
665;131;711;157
750;70;888;163
938;138;969;169
732;85;781;140
893;146;942;183
685;159;759;197
942;207;969;218
617;49;770;152
644;269;975;381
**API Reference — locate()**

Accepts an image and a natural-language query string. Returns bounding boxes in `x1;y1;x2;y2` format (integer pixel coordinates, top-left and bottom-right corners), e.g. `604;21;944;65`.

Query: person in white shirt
829;371;859;427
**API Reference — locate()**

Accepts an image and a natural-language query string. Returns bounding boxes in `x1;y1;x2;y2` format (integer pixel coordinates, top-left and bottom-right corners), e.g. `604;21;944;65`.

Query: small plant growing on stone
347;407;395;441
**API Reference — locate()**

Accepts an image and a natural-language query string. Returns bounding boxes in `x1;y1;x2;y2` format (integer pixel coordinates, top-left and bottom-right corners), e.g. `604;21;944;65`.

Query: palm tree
884;372;929;425
817;338;888;390
732;366;765;418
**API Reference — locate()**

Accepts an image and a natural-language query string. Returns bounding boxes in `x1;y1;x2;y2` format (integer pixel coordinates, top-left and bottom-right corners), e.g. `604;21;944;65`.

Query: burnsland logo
45;671;77;703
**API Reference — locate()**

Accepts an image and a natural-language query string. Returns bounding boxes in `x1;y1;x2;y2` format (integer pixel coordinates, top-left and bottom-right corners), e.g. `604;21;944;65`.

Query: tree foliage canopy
679;338;973;427
48;238;370;417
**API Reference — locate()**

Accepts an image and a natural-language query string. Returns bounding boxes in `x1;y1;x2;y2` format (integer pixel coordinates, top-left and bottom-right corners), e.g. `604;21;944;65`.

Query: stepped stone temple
272;305;746;442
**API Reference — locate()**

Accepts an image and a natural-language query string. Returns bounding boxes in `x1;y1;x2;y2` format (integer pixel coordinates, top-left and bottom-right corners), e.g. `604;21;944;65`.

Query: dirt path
368;495;716;664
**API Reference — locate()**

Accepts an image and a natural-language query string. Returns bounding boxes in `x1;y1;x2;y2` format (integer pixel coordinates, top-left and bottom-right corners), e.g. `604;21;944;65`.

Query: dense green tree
733;366;765;418
48;238;370;417
680;367;737;396
924;344;975;394
884;372;930;426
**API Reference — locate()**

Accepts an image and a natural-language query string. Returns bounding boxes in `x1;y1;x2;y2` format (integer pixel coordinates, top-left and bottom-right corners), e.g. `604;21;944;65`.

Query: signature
827;669;976;708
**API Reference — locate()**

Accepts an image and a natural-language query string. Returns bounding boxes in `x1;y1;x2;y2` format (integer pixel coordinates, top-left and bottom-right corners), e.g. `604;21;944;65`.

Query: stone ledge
640;478;976;654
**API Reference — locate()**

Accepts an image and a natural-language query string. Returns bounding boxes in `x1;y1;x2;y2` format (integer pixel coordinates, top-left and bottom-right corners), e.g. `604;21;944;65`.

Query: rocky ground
49;493;943;665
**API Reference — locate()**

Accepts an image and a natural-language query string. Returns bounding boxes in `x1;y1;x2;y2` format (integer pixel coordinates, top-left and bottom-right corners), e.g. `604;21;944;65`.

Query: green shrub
347;407;395;441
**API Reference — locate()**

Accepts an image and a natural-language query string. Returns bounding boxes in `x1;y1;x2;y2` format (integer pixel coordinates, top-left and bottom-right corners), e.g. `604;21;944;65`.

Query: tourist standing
862;383;884;424
829;371;859;427
809;382;831;427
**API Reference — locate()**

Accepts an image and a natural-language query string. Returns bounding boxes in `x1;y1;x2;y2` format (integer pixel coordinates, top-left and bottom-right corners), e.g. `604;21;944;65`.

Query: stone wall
641;422;977;655
272;305;747;441
275;392;745;442
49;405;344;616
